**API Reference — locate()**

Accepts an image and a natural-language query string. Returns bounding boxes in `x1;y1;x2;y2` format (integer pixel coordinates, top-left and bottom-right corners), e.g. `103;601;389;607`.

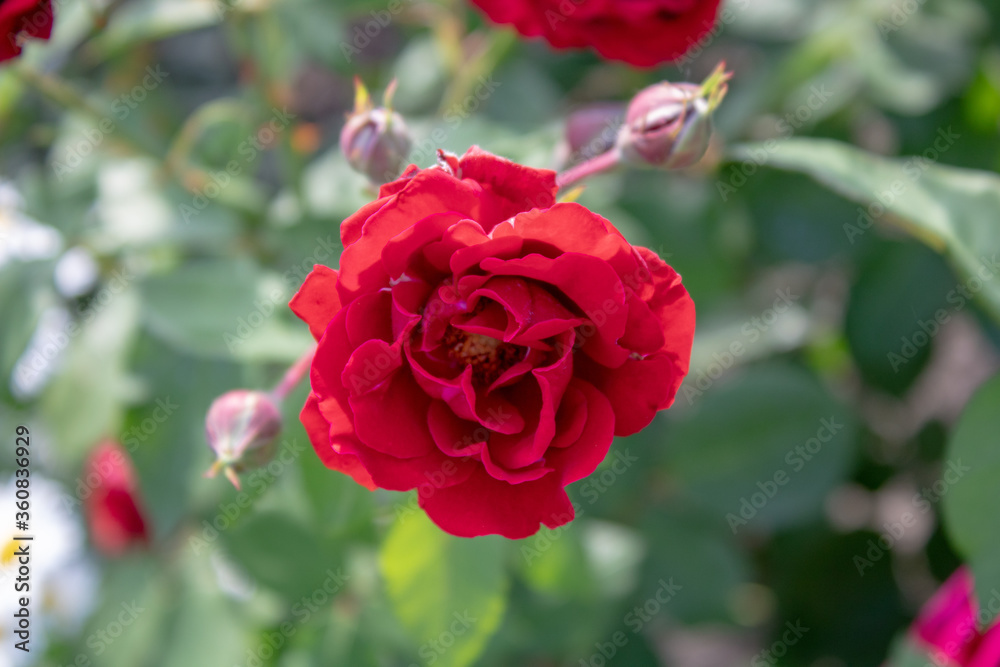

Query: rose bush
291;147;694;539
1;0;53;62
467;0;722;68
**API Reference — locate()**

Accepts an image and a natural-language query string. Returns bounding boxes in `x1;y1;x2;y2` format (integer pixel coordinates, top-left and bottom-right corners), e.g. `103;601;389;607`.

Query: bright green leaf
379;512;508;667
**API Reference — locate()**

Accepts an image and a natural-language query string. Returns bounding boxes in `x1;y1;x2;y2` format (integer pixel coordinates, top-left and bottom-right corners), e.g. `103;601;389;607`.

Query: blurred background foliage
2;0;1000;665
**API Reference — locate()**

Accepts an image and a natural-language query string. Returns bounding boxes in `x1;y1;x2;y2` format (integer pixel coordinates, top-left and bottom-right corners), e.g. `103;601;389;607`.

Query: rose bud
84;440;150;556
615;62;732;171
204;389;283;490
556;102;627;168
340;78;412;185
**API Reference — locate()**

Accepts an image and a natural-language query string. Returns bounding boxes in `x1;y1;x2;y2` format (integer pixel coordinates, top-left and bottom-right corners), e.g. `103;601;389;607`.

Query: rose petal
419;466;575;539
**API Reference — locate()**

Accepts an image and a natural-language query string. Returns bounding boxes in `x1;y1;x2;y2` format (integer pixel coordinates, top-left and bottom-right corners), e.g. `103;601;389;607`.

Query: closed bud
205;390;283;490
340;78;412;185
616;62;731;171
556;102;626;167
84;440;150;556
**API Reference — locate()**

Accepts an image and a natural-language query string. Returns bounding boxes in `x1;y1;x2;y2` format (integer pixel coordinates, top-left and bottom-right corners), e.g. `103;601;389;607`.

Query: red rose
468;0;722;68
1;0;53;63
84;440;151;556
291;147;694;539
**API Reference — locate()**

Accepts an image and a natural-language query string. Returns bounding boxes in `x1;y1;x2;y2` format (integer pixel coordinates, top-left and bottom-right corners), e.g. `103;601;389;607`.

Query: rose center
442;327;523;386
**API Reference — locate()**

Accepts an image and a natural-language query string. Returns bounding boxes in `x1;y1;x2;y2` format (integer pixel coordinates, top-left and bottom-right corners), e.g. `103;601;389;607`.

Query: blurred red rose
468;0;722;68
84;441;150;556
1;0;53;63
912;567;1000;667
291;146;694;539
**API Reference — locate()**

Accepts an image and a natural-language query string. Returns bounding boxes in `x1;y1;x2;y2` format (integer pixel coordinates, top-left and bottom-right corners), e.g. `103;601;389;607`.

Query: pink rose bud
204;390;283;490
340;78;412;185
616;62;731;171
556;102;627;167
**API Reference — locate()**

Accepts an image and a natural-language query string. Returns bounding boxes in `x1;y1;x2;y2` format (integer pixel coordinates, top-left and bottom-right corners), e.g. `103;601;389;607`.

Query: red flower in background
0;0;54;63
468;0;722;68
912;567;1000;667
291;146;694;539
84;441;150;556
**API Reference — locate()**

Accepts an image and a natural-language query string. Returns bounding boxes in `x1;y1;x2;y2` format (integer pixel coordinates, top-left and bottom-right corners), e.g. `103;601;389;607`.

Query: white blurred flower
9;307;71;401
54;247;99;299
0;182;63;270
0;477;98;666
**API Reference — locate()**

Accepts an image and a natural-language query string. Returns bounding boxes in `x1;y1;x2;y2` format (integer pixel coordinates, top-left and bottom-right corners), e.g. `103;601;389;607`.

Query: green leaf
729;138;1000;324
845;242;956;395
379;512;508;667
223;512;343;601
160;550;248;667
75;556;175;667
664;364;857;533
515;521;596;601
639;508;751;624
140;258;265;358
40;290;141;463
943;372;1000;612
885;637;933;667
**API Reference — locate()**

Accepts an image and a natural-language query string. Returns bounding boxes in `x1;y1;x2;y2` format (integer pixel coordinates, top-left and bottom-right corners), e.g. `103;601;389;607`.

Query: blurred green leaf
845;242;955;395
943;372;1000;610
140;258;265;358
76;556;174;667
379;512;508;667
639;508;751;624
885;638;934;667
160;550;249;667
664;364;857;533
515;521;596;601
40;289;141;462
730;138;1000;325
224;511;343;601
